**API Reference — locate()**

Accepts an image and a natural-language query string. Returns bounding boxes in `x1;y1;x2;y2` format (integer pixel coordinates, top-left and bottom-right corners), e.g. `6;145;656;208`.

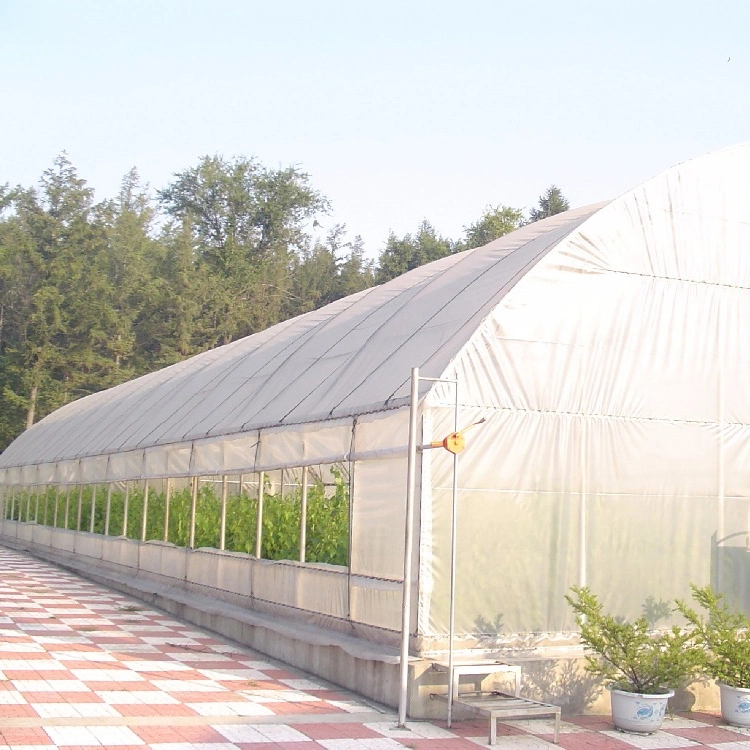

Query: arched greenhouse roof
4;140;750;482
0;202;602;470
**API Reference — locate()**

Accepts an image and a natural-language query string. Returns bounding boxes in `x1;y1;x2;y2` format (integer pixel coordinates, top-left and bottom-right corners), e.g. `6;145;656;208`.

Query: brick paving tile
394;739;489;749
0;702;39;717
292;723;384;740
682;713;727;727
234;743;326;750
2;544;745;750
114;702;200;716
568;716;618;731
263;669;301;679
435;718;527;737
557;734;638;750
664;727;746;744
132;723;229;743
265;700;344;715
16;691;67;703
0;726;53;745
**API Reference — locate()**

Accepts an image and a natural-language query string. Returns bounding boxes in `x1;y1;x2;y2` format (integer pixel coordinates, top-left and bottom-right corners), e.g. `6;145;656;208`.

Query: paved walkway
0;545;747;749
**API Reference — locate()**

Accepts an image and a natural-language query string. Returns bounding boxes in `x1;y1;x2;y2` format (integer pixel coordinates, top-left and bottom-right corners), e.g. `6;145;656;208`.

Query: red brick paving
1;544;745;749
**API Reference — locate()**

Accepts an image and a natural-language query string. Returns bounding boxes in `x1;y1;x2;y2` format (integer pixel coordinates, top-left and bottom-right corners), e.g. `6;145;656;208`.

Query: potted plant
677;585;750;727
566;586;701;734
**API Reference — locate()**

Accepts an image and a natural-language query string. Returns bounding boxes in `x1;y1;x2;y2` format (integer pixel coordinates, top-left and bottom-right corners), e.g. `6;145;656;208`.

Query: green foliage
0;152;558;451
529;185;570;223
375;220;457;284
0;154;360;449
285;225;374;317
676;584;750;689
463;205;524;249
566;586;701;694
157;155;330;345
304;468;349;564
9;473;350;567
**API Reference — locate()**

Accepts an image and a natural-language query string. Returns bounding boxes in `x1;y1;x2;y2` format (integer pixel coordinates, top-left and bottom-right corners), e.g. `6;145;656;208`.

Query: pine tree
528;185;570;222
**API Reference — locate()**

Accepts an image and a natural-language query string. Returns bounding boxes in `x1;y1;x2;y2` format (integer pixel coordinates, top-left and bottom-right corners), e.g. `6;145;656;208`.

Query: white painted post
189;477;198;548
163;478;171;542
76;484;83;531
141;482;149;542
255;472;264;558
220;476;228;551
122;482;130;537
299;466;308;563
105;484;112;536
398;367;420;727
90;485;97;533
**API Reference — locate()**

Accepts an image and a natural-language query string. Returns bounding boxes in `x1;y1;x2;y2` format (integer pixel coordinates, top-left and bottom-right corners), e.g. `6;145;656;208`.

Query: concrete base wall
0;521;721;718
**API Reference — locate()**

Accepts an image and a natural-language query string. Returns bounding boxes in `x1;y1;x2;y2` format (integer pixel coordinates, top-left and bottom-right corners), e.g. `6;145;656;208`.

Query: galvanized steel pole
398;367;420;727
447;378;460;727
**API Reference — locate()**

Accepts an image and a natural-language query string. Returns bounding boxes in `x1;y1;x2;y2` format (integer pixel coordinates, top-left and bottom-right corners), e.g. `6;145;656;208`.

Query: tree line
0;153;569;450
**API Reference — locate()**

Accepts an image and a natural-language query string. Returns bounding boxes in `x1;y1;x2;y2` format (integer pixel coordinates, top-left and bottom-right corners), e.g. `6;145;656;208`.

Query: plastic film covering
37;464;56;484
107;450;147;482
3;143;750;654
80;455;109;483
190;440;225;476
255;420;353;470
218;435;259;473
352;409;411;458
350;456;410;580
0;204;597;483
419;144;750;642
349;576;403;632
251;561;347;620
53;461;80;485
144;443;193;477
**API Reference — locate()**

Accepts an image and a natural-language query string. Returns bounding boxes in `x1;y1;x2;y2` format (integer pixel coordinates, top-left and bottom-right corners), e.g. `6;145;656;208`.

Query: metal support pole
55;486;63;528
189;477;198;548
76;484;83;531
299;466;308;563
255;472;264;559
141;482;149;542
447;379;460;728
90;485;97;533
579;419;588;588
220;476;228;551
163;478;171;542
122;482;130;537
45;487;53;526
105;484;112;536
398;367;420;727
717;297;726;591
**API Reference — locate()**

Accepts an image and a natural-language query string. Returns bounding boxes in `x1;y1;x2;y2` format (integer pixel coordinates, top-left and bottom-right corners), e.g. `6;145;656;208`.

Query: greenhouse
2;143;750;714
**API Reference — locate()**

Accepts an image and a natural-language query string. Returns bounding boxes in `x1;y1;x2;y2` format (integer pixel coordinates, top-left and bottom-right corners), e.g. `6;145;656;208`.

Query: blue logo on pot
737;700;750;714
636;706;654;720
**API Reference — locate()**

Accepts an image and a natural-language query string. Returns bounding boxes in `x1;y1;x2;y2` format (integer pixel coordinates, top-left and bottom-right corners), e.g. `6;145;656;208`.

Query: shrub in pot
677;585;750;727
566;586;701;734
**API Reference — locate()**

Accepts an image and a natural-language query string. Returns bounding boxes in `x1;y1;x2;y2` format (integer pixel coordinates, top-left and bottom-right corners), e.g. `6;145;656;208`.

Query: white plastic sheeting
3;143;750;652
0;203;599;483
419;143;750;645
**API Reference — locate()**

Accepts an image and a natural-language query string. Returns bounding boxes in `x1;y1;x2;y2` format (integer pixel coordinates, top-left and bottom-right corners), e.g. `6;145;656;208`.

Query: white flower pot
719;683;750;727
609;687;674;734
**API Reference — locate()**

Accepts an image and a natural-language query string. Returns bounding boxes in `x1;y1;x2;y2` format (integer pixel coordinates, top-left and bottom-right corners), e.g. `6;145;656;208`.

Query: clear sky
2;0;748;257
